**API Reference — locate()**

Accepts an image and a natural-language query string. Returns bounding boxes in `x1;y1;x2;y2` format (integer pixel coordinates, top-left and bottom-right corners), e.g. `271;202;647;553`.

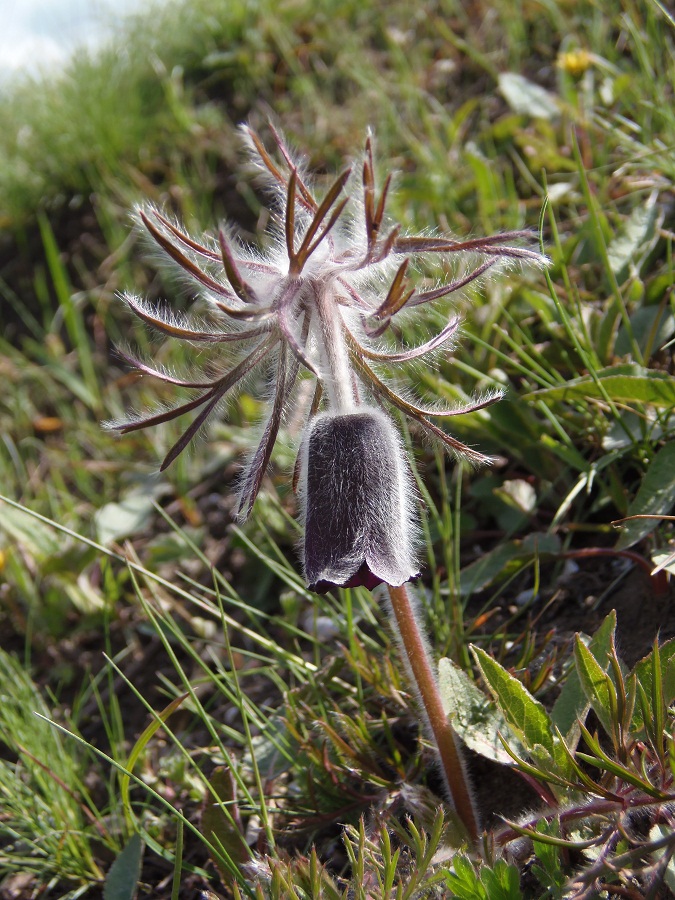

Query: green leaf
459;533;560;595
524;364;675;408
103;833;143;900
121;693;190;824
615;305;675;358
480;859;524;900
615;442;675;549
438;658;524;764
630;638;675;733
471;647;555;757
201;766;250;881
0;501;61;558
539;433;589;472
95;487;161;546
551;611;616;742
607;197;659;282
530;820;566;894
573;637;616;739
498;72;560;120
443;854;487;900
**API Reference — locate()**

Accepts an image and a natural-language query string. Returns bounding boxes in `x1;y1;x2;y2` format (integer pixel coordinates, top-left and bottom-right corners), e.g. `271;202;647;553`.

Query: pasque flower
110;126;550;841
300;408;419;592
110;126;546;588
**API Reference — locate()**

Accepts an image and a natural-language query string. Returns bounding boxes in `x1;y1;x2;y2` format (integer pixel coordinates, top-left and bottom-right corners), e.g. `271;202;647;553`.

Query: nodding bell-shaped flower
108;126;548;592
299;408;420;593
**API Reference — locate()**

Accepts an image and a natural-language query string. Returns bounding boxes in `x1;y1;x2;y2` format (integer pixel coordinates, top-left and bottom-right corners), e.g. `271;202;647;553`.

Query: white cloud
0;0;159;80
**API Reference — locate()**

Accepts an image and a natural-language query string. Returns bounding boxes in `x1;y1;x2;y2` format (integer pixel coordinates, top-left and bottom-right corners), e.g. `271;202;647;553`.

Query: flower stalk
387;583;480;842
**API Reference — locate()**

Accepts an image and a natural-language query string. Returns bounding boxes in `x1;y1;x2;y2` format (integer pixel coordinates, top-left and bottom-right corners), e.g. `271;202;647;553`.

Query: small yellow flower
557;49;592;77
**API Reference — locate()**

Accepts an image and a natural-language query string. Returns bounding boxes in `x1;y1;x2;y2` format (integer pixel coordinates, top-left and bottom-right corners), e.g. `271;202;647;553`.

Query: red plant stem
387;583;479;842
561;548;669;596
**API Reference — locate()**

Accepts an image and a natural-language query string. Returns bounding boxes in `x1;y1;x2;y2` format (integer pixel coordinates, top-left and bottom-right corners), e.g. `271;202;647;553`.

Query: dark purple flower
107;128;547;526
299;408;420;592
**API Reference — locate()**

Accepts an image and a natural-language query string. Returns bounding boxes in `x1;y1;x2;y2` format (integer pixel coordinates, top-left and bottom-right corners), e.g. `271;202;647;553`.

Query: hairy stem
387;583;480;842
315;284;354;412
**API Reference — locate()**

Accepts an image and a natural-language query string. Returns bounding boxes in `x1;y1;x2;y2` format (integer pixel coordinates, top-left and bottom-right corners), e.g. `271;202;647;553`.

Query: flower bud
299;408;420;592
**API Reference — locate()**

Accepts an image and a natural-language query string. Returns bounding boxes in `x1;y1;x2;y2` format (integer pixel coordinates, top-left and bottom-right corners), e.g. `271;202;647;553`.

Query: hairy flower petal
299;408;420;592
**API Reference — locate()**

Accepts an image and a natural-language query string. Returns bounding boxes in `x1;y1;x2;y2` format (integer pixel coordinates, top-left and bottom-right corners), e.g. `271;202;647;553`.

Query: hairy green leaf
201;765;250;881
551;611;616;743
524;364;675;407
438;657;524;763
573;637;616;739
630;638;675;734
471;647;555;757
615;442;675;549
103;833;143;900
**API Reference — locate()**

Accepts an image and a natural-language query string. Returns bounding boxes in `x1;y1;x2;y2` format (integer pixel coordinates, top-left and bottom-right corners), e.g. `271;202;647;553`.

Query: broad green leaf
524;364;675;408
438;658;524;764
551;611;616;742
652;548;675;575
573;637;616;739
103;833;143;900
0;502;61;558
630;638;675;733
459;533;560;595
498;72;560;120
201;766;250;880
615;442;675;549
615;306;675;357
95;481;167;546
471;647;554;756
607;197;659;281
